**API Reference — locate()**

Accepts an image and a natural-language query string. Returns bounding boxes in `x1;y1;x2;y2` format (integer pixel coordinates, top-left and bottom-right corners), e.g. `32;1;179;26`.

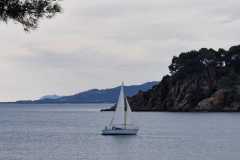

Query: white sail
103;82;139;135
125;97;133;125
110;83;126;127
110;82;135;127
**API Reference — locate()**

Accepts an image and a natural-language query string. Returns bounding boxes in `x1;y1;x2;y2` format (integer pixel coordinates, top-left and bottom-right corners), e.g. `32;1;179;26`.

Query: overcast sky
1;0;240;101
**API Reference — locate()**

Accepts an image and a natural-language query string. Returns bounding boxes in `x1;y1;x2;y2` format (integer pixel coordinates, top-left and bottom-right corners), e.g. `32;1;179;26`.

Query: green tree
0;0;61;31
168;50;205;76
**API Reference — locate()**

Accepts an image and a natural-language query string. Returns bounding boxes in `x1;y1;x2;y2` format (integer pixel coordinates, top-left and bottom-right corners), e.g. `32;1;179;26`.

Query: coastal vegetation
130;45;240;111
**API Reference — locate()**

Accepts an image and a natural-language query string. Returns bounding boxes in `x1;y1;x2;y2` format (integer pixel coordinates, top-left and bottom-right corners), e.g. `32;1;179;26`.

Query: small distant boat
102;82;139;135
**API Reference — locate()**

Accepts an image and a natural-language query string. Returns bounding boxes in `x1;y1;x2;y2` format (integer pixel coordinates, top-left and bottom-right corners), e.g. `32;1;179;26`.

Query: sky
1;0;240;101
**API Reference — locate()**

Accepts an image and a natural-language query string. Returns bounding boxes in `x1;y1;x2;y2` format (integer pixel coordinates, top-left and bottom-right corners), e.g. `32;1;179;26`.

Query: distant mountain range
15;81;158;104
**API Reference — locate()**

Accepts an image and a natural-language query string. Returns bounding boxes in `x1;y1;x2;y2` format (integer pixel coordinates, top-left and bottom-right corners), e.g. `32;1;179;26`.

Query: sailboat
102;82;139;135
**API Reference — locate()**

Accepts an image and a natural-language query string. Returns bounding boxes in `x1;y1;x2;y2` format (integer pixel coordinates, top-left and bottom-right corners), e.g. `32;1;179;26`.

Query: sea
0;103;240;160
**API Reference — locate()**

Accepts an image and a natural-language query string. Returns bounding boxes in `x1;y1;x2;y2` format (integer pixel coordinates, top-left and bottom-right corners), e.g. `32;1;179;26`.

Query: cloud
1;0;240;101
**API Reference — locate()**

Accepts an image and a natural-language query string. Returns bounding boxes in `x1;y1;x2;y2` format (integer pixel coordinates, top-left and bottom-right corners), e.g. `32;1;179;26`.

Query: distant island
129;45;240;112
12;82;158;104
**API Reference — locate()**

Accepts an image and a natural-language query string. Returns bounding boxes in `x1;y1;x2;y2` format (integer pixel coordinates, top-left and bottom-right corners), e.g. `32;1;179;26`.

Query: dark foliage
0;0;61;31
168;45;240;77
130;45;240;112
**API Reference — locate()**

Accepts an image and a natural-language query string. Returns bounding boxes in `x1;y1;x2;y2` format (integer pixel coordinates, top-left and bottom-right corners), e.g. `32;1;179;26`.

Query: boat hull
102;128;139;135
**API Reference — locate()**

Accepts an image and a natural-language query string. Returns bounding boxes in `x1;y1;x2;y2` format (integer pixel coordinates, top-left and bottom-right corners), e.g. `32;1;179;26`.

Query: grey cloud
1;0;240;101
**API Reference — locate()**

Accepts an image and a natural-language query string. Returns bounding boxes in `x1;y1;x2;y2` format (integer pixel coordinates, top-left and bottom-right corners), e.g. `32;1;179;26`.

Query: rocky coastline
129;45;240;112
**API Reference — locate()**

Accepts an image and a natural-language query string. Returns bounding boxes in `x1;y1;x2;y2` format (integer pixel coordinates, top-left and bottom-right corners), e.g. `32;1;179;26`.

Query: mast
122;82;127;128
124;96;127;128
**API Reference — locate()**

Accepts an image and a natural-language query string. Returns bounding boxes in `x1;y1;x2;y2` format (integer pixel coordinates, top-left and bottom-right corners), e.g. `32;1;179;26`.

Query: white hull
102;128;139;135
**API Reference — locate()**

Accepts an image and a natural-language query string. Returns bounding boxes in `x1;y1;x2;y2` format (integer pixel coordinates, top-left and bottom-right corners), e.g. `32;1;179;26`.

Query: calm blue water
0;104;240;160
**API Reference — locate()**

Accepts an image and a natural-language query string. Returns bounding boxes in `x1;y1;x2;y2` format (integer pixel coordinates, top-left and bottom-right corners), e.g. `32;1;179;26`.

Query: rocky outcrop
130;73;240;112
129;45;240;112
197;89;225;111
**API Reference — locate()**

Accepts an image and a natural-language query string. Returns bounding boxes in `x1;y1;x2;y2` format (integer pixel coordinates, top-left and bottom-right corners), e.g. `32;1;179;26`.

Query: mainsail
110;83;132;127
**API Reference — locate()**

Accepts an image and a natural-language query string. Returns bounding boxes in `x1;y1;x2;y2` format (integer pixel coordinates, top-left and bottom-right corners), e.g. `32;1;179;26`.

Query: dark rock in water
129;45;240;112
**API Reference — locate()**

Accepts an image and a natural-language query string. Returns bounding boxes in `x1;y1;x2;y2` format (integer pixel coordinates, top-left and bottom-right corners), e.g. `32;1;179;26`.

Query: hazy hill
16;81;158;104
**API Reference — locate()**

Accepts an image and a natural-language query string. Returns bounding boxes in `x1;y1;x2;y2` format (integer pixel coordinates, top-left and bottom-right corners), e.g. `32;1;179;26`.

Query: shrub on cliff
169;45;240;79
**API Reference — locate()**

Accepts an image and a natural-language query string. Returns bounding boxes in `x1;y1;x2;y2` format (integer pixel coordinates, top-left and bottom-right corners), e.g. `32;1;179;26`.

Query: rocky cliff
130;45;240;111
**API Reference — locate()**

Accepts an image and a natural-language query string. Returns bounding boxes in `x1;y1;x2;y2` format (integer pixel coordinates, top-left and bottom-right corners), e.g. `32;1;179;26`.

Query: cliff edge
130;45;240;111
